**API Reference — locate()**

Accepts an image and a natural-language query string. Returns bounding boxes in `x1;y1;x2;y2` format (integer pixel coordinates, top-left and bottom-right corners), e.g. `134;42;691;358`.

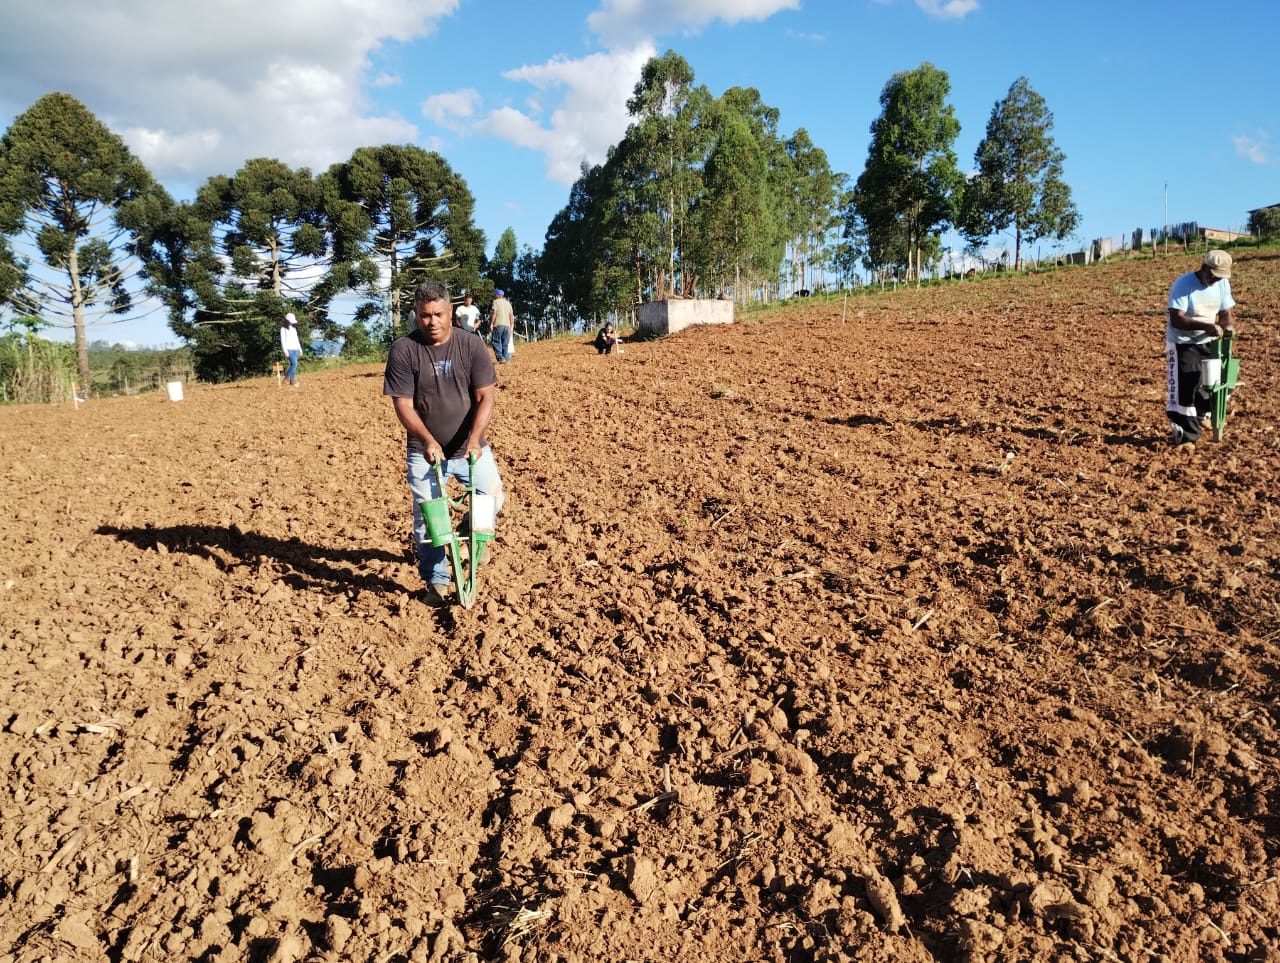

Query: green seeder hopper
1205;331;1241;442
419;452;495;609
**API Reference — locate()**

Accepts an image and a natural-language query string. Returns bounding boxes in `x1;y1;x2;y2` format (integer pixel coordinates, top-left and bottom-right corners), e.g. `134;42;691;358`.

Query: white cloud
588;0;800;47
483;1;805;185
784;28;826;43
422;89;483;128
915;0;980;19
482;45;656;183
483;107;560;154
121;127;225;175
0;0;459;181
373;72;403;88
1233;133;1272;165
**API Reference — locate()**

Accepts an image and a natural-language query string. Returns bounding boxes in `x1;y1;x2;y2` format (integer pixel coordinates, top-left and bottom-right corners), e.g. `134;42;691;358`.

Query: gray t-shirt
383;328;496;458
491;297;514;329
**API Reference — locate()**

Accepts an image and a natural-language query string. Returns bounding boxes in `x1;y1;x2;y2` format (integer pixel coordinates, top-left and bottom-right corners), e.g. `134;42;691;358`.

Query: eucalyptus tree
625;51;715;298
785;129;842;293
323;144;485;338
542;164;602;322
510;244;554;340
0;92;172;395
719;86;790;298
489;227;518;294
959;77;1078;269
849;63;963;284
543;152;647;324
606;131;675;304
689;113;770;300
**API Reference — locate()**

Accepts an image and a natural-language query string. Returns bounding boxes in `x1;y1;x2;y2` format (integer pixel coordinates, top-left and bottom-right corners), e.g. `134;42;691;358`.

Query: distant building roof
1247;202;1280;214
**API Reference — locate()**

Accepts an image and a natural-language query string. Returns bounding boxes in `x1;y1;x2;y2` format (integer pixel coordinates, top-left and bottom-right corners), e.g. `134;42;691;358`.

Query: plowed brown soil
2;251;1279;963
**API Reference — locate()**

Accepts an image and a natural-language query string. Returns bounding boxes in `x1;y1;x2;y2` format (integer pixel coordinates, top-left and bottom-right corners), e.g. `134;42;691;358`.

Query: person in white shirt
280;312;302;387
1165;250;1236;445
454;293;480;333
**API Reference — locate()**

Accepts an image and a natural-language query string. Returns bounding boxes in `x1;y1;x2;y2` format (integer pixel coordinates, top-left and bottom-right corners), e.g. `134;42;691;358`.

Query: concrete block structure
636;299;734;337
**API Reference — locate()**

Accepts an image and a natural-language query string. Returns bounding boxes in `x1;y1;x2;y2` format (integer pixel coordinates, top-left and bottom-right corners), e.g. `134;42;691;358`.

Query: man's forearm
1170;310;1221;335
467;396;494;449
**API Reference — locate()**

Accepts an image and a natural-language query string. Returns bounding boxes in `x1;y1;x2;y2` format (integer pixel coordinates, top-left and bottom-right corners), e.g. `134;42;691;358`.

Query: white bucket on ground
166;381;184;402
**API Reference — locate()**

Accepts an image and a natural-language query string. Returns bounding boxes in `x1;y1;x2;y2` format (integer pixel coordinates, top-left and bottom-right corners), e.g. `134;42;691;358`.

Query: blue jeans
492;325;512;363
406;446;503;585
285;350;300;383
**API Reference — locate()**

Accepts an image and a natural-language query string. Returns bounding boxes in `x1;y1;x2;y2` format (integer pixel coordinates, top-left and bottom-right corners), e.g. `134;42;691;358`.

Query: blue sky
2;0;1276;347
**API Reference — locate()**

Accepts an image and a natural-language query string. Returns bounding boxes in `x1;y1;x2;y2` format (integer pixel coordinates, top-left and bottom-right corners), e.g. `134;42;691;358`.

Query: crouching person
595;322;619;355
384;280;505;602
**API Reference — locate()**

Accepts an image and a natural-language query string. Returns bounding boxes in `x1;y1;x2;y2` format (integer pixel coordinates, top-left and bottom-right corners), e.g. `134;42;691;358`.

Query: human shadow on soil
98;523;410;597
910;413;1160;451
825;414;890;429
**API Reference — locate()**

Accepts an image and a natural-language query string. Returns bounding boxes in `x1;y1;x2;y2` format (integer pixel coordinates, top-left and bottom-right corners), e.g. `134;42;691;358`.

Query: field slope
2;250;1278;962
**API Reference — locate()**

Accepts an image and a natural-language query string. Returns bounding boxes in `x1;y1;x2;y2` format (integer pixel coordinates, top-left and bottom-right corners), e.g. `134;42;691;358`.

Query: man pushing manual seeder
384;280;505;606
1165;250;1242;446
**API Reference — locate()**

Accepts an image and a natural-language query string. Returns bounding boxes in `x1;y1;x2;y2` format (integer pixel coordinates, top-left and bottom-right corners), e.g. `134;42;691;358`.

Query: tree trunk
68;244;91;398
270;234;282;296
670;183;680;297
389;244;401;334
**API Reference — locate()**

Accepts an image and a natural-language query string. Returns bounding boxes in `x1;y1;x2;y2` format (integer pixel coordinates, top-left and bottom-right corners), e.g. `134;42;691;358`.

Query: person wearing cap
490;289;515;364
383;280;504;603
280;311;302;387
1165;250;1236;446
454;293;480;333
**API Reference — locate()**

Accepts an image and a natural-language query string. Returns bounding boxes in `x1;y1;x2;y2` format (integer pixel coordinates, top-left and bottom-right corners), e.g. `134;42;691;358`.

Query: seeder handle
457;451;490;610
1210;330;1237;442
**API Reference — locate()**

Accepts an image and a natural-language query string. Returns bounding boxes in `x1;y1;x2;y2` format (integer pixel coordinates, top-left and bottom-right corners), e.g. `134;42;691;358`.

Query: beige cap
1202;250;1232;279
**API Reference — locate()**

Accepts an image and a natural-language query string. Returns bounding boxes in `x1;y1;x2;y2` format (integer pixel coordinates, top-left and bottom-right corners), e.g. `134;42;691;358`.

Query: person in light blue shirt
1165;250;1236;445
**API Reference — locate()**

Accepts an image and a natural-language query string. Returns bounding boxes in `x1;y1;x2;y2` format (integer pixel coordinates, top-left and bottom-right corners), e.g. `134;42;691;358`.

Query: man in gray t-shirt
384;280;504;599
490;289;515;363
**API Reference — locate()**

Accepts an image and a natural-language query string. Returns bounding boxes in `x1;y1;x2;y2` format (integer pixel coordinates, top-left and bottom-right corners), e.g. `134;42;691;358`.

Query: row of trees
847;67;1076;282
0;60;1079;386
536;52;842;327
0;94;490;390
530;56;1077;325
